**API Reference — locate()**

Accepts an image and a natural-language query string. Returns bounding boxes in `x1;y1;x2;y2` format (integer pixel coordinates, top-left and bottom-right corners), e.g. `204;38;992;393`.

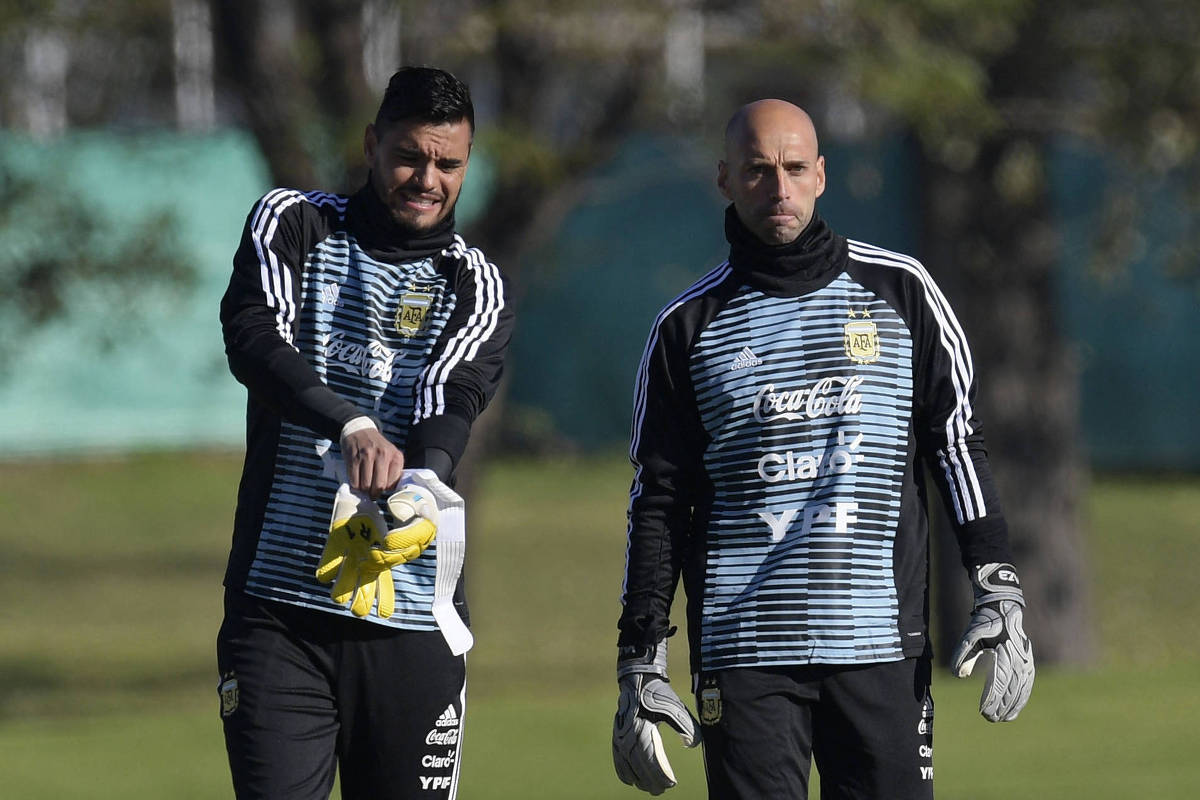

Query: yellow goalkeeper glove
366;486;439;571
316;484;439;619
316;484;395;618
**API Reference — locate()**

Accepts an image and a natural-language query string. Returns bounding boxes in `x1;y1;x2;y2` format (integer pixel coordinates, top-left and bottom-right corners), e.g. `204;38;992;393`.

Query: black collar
725;206;846;296
349;178;457;261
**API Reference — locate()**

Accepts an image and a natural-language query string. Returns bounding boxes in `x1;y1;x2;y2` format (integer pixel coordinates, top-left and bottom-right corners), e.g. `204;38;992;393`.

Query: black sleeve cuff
953;515;1014;569
616;612;673;648
406;407;473;467
291;385;362;442
409;447;454;483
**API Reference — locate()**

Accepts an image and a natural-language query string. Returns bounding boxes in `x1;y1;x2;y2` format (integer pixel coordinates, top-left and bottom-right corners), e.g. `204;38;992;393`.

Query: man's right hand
340;419;405;498
613;641;700;795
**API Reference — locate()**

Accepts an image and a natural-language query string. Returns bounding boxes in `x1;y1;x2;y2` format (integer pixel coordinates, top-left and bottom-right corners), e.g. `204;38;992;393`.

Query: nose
768;166;790;201
410;162;436;191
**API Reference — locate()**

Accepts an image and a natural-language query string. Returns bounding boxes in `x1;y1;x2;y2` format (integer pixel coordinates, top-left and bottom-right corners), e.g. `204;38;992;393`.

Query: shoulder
442;234;503;276
846;239;930;280
442;234;508;291
846;239;969;341
845;239;949;305
645;261;736;349
441;234;509;302
657;261;735;324
247;188;349;231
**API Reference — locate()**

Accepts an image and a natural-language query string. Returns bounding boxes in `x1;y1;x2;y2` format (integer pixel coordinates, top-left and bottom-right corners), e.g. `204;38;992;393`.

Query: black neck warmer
349;177;458;261
725;205;847;296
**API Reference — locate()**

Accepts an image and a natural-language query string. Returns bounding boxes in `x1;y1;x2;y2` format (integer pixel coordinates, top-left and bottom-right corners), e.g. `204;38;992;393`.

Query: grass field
1;452;1197;798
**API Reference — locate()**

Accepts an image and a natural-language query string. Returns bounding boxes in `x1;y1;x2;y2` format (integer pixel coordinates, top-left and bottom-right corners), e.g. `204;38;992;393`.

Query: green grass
1087;476;1200;667
0;453;1197;798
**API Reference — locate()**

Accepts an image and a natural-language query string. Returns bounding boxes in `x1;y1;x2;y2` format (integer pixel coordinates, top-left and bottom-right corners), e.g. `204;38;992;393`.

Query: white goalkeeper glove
613;640;700;795
951;562;1035;722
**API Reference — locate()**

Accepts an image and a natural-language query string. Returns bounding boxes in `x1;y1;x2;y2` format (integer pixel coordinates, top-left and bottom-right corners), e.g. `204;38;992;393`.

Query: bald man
612;100;1034;799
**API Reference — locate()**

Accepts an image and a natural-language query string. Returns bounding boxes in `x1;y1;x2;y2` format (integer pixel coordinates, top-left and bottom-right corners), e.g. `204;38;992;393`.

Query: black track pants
217;589;467;800
696;657;934;800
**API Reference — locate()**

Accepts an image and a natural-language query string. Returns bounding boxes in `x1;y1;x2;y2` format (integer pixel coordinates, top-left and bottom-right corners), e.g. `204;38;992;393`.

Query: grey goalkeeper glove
612;640;700;795
951;562;1035;722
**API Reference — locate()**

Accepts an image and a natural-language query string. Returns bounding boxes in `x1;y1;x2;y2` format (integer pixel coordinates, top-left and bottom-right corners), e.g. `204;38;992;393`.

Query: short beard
386;193;456;236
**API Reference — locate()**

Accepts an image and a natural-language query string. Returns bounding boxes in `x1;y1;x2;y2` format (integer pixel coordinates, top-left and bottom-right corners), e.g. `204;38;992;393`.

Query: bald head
724;99;819;160
718;99;826;245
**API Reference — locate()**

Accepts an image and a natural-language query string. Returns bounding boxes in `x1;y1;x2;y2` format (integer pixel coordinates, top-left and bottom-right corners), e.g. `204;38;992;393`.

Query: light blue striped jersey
222;187;511;629
620;217;1010;672
691;273;914;667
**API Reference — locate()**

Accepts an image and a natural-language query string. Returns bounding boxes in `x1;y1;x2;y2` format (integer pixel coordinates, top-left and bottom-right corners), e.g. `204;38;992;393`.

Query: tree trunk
211;0;318;190
921;140;1093;667
211;0;371;192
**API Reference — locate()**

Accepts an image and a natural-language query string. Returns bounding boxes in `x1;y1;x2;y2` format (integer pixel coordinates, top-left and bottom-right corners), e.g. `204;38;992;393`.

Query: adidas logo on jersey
730;346;763;371
435;705;459;728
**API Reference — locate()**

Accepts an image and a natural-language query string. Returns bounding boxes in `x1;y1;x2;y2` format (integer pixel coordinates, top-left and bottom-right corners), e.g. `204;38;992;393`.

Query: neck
725;205;845;295
352;179;457;260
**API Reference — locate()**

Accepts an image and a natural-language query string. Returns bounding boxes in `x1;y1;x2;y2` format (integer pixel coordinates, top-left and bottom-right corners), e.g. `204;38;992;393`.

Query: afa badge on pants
219;673;239;717
700;683;722;726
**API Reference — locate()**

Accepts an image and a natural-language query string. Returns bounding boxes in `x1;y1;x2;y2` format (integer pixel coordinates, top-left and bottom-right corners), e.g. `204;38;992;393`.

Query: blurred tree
0;0;196;368
0;0;184;132
209;0;377;191
0;160;194;367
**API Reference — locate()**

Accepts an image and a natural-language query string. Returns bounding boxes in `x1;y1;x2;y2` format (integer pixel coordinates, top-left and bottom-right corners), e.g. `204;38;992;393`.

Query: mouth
395;192;442;213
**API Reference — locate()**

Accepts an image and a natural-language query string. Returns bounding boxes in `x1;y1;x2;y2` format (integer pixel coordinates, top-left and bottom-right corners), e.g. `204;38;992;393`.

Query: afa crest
219;673;239;718
395;285;435;337
699;684;722;726
844;307;880;364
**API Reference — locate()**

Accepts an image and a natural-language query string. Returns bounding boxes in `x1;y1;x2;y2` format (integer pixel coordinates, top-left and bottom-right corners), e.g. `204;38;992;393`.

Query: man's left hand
951;562;1035;722
362;486;439;572
316;483;395;618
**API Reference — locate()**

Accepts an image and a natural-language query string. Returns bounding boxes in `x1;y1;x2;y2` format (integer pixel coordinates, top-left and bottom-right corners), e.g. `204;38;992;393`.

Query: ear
717;160;733;201
814;155;827;199
364;123;378;164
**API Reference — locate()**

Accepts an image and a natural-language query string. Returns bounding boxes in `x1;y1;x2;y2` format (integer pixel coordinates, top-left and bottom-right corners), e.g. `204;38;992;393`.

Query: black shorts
696;657;934;800
216;589;467;800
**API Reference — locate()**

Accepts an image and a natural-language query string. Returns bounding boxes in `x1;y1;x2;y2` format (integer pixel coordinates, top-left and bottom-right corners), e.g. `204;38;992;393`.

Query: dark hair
374;66;475;136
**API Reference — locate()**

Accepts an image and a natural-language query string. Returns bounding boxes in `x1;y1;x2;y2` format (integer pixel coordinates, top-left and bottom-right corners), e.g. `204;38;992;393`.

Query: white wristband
339;415;378;440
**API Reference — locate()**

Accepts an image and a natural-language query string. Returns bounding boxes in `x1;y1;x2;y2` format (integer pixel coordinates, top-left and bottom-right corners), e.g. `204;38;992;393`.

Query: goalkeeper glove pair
610;563;1035;795
612;640;699;796
315;483;438;618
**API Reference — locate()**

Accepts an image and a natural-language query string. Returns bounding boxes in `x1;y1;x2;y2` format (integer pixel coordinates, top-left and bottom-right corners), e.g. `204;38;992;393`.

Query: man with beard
612;99;1034;799
217;66;511;800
